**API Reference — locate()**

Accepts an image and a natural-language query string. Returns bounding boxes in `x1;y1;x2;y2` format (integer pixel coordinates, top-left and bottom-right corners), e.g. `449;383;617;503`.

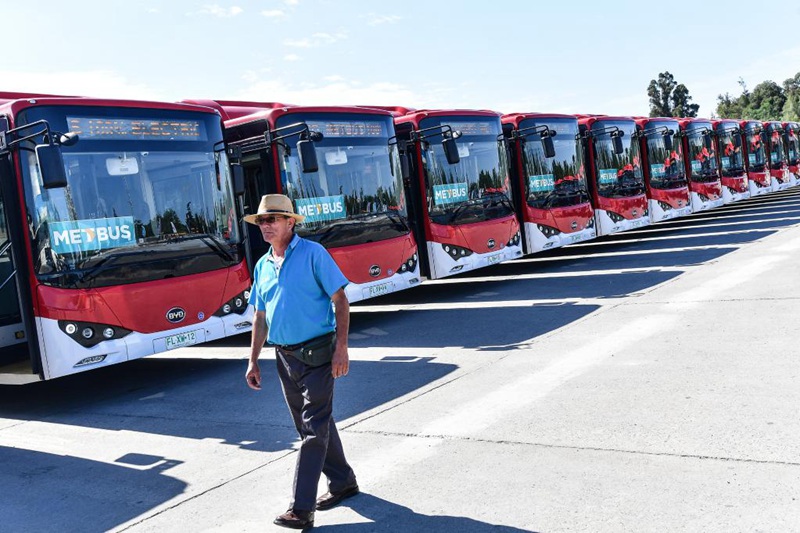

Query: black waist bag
283;332;336;367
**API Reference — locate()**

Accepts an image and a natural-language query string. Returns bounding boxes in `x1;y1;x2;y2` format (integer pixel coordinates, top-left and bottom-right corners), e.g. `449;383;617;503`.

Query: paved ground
2;188;800;532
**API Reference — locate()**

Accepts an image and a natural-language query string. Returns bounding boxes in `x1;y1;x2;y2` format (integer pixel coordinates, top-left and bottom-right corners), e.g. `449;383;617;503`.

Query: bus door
397;133;431;277
0;197;25;354
241;150;275;270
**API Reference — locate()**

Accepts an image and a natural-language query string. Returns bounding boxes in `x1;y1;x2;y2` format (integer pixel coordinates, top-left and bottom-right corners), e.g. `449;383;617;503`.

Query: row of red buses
5;89;797;382
188;101;524;299
184;100;423;303
0;93;251;383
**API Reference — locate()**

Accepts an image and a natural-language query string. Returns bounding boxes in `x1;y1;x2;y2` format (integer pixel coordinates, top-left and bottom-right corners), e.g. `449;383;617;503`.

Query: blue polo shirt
248;234;348;346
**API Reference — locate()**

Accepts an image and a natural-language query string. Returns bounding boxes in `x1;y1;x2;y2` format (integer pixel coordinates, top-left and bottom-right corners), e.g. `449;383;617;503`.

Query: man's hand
246;360;262;390
331;344;349;378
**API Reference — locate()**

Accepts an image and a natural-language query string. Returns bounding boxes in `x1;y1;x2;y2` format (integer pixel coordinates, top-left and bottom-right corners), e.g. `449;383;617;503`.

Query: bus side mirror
231;163;245;196
297;138;319;173
663;132;673;152
36;143;68;189
733;134;742;148
400;152;410;180
612;133;624;155
442;137;460;165
704;133;713;151
542;133;556;158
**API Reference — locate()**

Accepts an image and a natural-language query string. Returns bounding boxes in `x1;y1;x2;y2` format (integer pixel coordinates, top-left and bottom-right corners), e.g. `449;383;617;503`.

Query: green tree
715;78;750;118
744;80;786;121
782;72;800;121
647;71;699;117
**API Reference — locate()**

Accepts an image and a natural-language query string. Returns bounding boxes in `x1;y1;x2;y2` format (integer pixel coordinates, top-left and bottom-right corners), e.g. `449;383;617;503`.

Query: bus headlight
59;320;132;348
537;224;561;238
506;231;521;247
399;252;418;273
214;289;251;317
441;243;473;259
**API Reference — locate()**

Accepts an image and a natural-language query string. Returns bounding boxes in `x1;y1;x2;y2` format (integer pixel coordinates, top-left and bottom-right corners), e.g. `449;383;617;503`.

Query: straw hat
243;194;305;225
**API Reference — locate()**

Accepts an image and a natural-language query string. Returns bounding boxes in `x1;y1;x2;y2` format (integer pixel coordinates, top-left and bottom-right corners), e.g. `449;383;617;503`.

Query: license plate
365;282;392;298
487;253;503;265
164;330;199;350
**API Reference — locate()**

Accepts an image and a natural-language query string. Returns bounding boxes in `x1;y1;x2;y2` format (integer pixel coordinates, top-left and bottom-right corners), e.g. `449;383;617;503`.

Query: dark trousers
275;347;356;512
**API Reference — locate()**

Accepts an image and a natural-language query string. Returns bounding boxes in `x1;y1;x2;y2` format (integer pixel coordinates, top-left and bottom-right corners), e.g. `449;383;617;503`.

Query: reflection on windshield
686;128;719;182
421;130;513;225
592;122;645;198
745;129;766;171
645;127;686;189
522;121;589;208
717;131;745;176
786;127;799;164
767;128;786;169
24;149;240;287
278;116;409;248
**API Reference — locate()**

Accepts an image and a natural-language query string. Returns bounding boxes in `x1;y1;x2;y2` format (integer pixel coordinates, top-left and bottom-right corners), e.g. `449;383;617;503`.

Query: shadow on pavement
0;446;186;533
350;303;599;350
0;356;457;452
313;492;537;532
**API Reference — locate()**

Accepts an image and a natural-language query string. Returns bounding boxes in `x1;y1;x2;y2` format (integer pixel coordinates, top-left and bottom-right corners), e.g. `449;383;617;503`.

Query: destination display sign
306;120;386;137
67;117;207;141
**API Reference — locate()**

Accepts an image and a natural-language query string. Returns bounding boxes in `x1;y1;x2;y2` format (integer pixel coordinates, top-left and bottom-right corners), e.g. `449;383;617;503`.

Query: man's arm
331;288;350;379
246;310;268;390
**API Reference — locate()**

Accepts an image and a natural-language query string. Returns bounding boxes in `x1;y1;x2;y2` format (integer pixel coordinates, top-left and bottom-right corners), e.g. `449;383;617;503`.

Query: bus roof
0;96;221;118
181;99;295;121
222;104;396;129
500;112;578;127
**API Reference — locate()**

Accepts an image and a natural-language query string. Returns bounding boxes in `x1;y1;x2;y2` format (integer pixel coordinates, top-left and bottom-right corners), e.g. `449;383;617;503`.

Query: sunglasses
255;215;288;225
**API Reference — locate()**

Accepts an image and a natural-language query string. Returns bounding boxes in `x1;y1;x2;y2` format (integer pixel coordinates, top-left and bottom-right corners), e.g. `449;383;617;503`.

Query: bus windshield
716;124;745;177
786;124;799;165
644;121;686;189
767;125;785;169
518;117;589;208
275;113;409;248
591;120;645;198
418;116;513;226
744;123;766;171
17;106;241;289
685;122;719;182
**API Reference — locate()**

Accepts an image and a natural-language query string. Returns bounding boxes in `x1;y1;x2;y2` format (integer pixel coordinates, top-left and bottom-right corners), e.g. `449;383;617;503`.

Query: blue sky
4;0;800;118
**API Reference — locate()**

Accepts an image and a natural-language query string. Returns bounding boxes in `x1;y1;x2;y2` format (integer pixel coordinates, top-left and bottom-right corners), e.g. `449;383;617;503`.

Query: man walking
244;194;359;529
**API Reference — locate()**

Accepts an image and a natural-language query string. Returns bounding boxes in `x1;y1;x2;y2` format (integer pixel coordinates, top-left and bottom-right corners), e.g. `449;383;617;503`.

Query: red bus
677;118;724;212
384;108;522;279
501;113;595;254
763;121;794;191
184;100;421;302
783;121;800;183
634;117;692;222
577;115;650;236
712;119;750;204
0;95;250;383
739;120;773;196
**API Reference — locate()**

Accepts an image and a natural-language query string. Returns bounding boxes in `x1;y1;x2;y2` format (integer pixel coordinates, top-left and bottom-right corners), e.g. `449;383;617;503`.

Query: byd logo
166;307;186;323
369;265;381;277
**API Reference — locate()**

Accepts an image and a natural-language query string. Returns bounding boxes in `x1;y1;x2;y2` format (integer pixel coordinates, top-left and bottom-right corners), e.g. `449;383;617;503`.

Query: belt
277;331;335;352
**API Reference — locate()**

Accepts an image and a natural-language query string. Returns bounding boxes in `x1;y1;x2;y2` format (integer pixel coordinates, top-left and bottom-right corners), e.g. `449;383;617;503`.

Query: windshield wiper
347;210;410;231
169;234;235;262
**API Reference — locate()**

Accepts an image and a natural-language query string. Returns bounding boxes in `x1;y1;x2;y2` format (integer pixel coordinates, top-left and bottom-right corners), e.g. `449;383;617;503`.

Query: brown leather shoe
315;484;360;511
273;509;314;529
